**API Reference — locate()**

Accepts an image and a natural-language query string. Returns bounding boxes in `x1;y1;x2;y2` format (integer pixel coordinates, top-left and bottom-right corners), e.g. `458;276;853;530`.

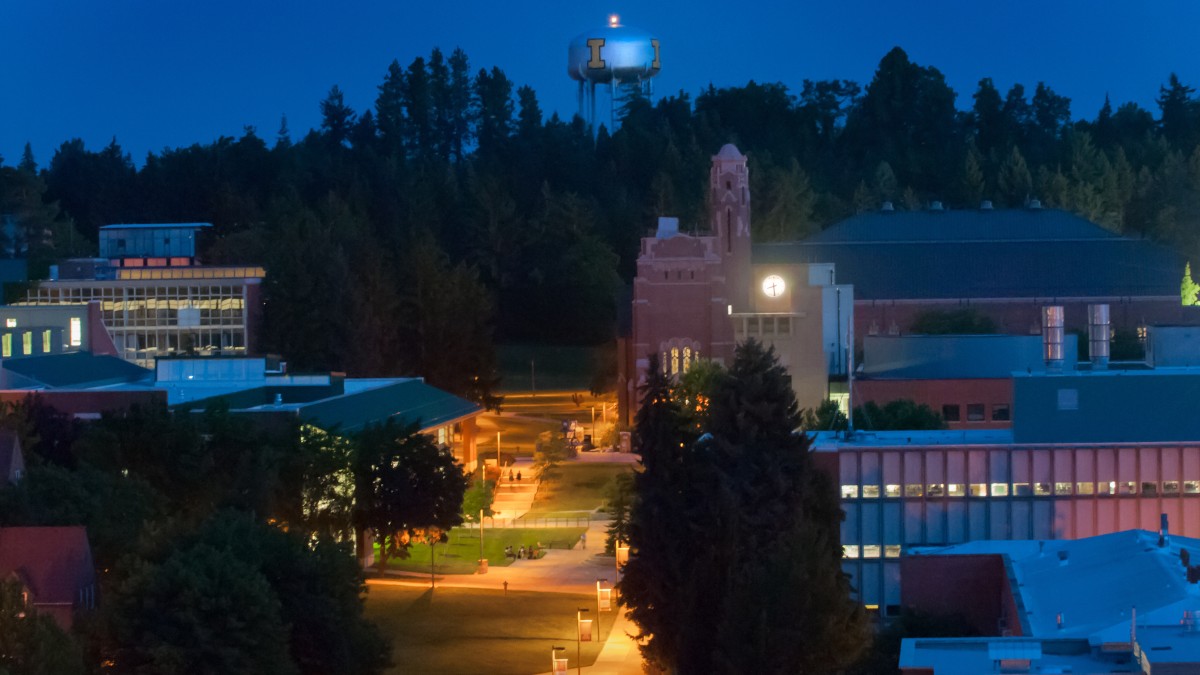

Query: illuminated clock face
761;275;786;298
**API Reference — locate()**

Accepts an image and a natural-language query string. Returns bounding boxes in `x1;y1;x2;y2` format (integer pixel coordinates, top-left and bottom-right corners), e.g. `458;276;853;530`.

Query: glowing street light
616;540;630;574
596;578;611;641
576;607;592;675
551;646;568;674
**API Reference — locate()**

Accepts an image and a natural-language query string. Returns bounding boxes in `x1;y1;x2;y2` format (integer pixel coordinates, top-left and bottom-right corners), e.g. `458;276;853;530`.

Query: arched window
670;348;680;375
682;347;692;373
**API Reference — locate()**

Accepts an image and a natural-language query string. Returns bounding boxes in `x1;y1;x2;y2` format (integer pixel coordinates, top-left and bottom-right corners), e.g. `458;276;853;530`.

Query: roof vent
929;201;944;211
1028;198;1042;210
980;200;994;210
881;201;895;212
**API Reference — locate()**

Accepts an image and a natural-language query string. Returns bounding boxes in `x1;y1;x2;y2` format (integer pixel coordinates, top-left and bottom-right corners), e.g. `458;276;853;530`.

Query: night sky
3;0;1197;164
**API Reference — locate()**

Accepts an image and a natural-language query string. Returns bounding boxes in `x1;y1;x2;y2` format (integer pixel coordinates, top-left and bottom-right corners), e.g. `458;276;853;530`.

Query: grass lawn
376;527;587;575
366;585;618;675
528;463;634;514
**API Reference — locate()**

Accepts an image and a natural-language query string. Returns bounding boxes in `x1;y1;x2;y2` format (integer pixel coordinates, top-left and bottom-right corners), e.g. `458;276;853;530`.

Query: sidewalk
370;516;645;674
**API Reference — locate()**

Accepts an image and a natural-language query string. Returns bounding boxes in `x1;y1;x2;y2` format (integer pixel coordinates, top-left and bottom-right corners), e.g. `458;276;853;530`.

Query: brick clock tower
710;144;753;313
623;144;753;420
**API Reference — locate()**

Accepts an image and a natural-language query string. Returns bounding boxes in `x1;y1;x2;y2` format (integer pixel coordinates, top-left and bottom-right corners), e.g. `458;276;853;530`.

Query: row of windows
734;316;792;336
27;284;249;302
841;480;1200;499
843;544;902;559
117;266;264;280
943;403;1009;423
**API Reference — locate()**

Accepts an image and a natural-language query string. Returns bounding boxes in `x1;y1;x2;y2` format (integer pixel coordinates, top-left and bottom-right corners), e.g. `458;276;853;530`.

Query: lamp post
551;646;567;674
478;508;486;574
596;578;610;641
576;607;591;675
615;540;630;576
496;430;501;477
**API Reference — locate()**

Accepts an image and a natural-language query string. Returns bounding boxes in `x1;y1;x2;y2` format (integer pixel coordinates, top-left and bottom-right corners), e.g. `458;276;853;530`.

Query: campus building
163;357;483;469
899;530;1200;674
15;223;264;368
756;203;1199;343
820;341;1200;616
624;145;852;419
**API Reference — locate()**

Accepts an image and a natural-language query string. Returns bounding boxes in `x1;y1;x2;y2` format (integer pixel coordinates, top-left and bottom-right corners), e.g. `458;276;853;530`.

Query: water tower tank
567;15;660;130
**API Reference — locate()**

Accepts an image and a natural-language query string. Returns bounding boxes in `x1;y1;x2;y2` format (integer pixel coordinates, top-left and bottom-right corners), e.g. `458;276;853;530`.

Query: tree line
4;46;1200;405
0;399;472;674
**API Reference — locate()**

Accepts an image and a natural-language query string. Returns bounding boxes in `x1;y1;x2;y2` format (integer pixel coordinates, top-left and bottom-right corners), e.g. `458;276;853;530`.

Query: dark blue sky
3;1;1197;165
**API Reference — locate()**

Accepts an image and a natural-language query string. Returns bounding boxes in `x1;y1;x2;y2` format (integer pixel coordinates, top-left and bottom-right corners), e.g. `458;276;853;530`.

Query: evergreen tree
18;143;37;173
320;85;357;147
1183;262;1200;306
376;60;407;158
997;145;1033;206
704;340;869;672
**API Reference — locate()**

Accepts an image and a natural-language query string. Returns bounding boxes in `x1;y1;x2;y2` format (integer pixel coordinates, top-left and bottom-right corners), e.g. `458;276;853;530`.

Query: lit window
885;484;901;498
21;332;31;355
42;330;50;353
1034;483;1052;496
1120;481;1138;496
990;483;1009;497
1076;482;1095;495
863;485;881;499
70;317;82;346
1;334;10;358
4;318;14;328
1164;481;1180;495
843;545;859;559
969;484;988;497
1185;481;1200;494
863;545;882;559
1013;483;1032;496
841;485;859;499
926;484;945;498
992;404;1011;421
1098;481;1115;495
947;484;964;497
905;484;924;498
682;347;692;373
942;405;961;422
966;404;985;422
670;348;680;375
885;545;902;558
1054;482;1072;496
1142;482;1159;497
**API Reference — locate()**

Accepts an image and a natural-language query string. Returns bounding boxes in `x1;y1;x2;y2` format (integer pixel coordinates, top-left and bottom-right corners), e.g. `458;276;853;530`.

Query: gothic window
670;348;680;375
662;352;669;373
682;347;692;373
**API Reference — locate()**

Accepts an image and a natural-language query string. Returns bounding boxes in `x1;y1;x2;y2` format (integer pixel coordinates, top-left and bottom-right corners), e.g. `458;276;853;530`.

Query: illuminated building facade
624;144;852;420
18;224;264;368
820;361;1200;616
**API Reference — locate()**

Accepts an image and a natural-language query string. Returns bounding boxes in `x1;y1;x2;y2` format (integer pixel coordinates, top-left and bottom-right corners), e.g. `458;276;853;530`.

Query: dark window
725;180;731;190
992;404;1011;421
967;404;985;422
942;404;961;422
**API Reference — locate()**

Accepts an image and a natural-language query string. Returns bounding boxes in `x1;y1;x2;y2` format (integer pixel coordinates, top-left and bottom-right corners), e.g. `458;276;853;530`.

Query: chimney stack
1042;306;1065;372
1088;304;1111;370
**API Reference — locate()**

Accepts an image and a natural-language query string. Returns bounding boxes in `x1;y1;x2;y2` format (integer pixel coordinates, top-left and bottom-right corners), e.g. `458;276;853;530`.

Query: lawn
365;585;618;675
375;527;587;575
528;463;634;514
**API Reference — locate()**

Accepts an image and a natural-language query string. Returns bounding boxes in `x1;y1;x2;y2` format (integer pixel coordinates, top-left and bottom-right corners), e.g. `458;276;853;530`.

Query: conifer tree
1183;262;1200;306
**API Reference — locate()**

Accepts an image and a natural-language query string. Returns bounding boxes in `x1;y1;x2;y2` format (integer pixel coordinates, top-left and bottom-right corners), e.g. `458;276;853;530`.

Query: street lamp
616;540;630;575
596;578;611;641
576;607;592;675
551;646;567;674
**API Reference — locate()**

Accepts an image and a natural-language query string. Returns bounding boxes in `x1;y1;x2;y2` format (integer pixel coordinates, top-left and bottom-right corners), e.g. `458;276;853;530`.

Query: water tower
567;14;660;131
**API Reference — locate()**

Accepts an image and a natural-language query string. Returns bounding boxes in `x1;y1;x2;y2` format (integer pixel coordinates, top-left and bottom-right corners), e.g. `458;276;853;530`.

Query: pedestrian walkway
370;516;645;674
492;457;538;519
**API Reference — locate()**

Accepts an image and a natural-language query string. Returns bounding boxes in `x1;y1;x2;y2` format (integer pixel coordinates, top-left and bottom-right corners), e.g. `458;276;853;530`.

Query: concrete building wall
835;443;1200;613
855;297;1192;346
853;379;1013;429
